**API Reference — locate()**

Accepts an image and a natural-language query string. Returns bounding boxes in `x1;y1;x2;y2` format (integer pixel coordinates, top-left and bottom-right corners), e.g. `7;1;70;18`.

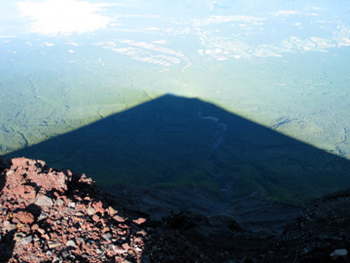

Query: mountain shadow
4;94;350;228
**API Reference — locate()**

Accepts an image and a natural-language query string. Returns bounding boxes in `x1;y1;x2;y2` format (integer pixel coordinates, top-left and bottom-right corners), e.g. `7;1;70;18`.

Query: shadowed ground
4;94;350;230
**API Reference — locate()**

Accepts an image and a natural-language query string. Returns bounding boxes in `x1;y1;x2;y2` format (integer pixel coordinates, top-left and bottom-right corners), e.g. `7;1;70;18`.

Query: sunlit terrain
1;0;350;208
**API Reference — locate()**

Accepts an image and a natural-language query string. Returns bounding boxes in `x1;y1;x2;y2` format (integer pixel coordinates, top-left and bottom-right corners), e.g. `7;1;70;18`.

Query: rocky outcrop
0;158;147;262
1;157;350;262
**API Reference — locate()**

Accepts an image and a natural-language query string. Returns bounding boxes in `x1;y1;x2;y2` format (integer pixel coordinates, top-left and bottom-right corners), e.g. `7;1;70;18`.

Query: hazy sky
13;0;116;36
2;0;349;38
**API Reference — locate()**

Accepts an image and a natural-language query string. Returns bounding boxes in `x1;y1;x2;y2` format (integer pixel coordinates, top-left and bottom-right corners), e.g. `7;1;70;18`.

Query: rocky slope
1;157;350;262
0;158;147;262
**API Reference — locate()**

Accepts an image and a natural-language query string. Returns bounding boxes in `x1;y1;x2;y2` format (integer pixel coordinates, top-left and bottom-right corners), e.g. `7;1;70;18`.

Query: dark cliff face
0;157;350;262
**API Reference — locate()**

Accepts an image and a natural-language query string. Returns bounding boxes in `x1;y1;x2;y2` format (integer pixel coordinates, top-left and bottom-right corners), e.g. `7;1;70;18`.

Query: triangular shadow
4;94;350;219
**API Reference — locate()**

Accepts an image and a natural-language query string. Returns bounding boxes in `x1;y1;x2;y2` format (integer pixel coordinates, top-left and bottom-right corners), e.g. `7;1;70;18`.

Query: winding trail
197;103;231;213
335;128;349;158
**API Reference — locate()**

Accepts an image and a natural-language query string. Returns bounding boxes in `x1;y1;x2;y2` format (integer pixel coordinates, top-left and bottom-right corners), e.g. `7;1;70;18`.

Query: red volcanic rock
92;200;105;214
13;185;36;199
113;215;125;223
92;214;100;222
0;157;146;263
31;224;39;231
133;218;146;225
13;211;34;224
37;228;45;235
10;157;32;168
107;206;117;216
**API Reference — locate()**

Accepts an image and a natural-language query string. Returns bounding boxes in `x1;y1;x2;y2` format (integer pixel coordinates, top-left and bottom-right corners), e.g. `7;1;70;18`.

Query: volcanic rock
12;211;34;224
0;157;146;262
1;157;350;262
